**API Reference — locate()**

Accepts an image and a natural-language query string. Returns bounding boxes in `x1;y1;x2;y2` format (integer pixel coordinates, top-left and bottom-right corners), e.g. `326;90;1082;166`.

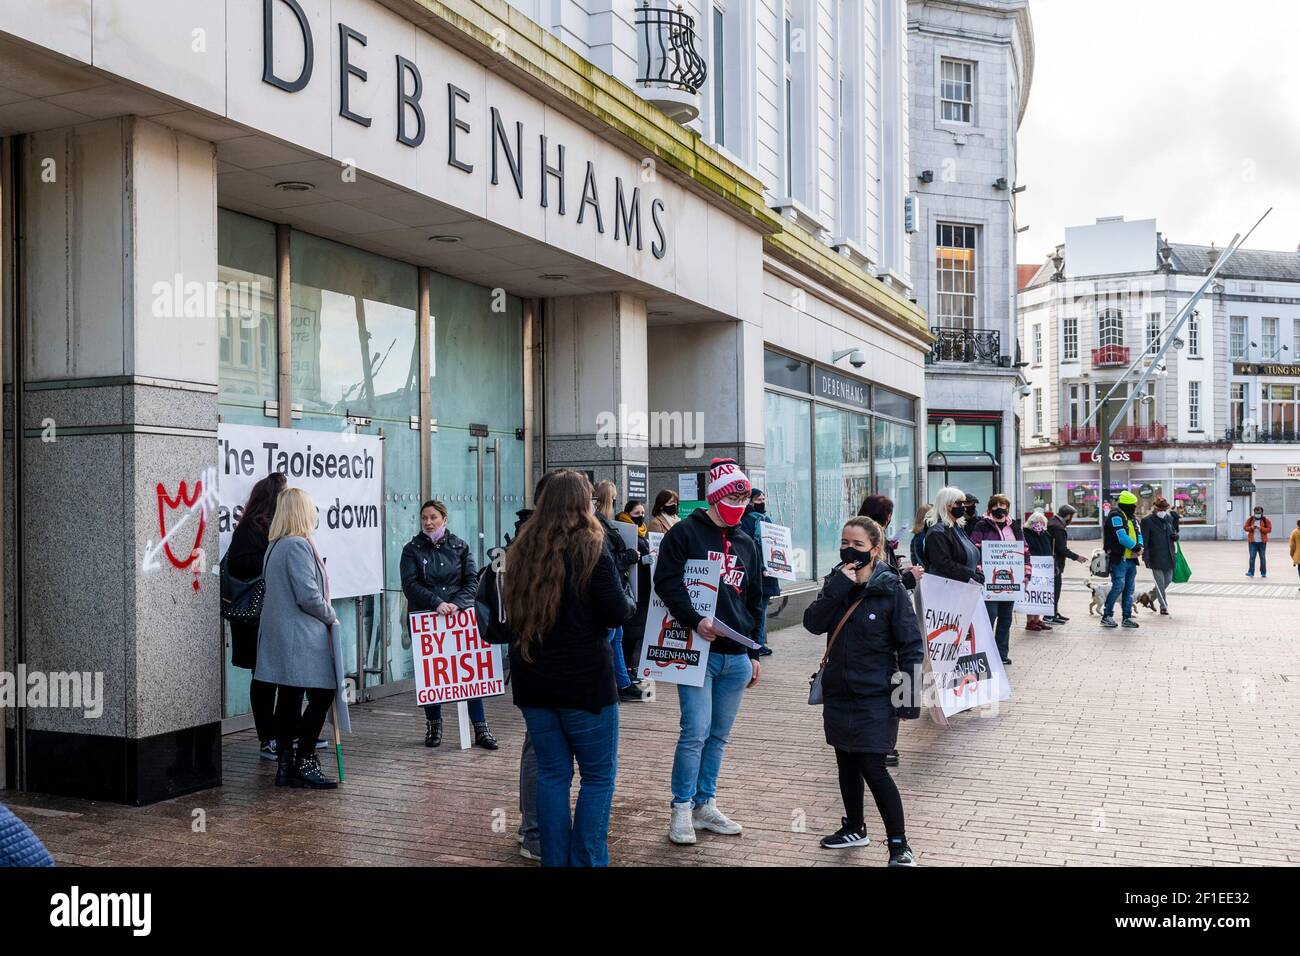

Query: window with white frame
940;58;974;124
935;224;977;330
1187;311;1200;356
1230;315;1247;359
1294;317;1300;356
1066;382;1092;429
1033;388;1043;435
1262;316;1280;357
1145;313;1161;354
712;4;725;148
1230;382;1247;432
835;0;864;244
780;4;812;204
1062;316;1078;360
1188;380;1201;431
783;12;793;194
1099;309;1125;349
1033;324;1043;364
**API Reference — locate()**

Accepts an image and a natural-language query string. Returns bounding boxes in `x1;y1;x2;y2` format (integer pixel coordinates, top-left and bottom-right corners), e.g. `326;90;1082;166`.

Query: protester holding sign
802;516;922;865
499;470;635;867
256;488;349;790
968;494;1026;665
616;499;655;698
739;489;780;656
1022;511;1055;632
400;501;496;751
923;487;984;586
224;472;287;758
654;458;764;847
595;481;638;695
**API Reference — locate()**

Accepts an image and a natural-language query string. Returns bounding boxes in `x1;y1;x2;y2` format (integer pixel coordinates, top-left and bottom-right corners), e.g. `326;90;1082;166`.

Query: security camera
849;349;866;368
1018;385;1033;397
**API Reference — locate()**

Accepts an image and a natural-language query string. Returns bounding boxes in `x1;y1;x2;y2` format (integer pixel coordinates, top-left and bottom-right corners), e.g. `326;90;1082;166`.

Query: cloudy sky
1017;0;1299;264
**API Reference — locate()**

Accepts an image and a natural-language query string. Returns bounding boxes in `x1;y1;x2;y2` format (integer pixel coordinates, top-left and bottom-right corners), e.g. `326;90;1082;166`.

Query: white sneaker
693;798;743;835
669;801;697;844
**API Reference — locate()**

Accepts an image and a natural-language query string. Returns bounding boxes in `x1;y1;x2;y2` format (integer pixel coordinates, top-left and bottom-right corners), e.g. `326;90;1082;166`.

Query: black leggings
835;749;906;840
274;685;335;760
250;679;278;743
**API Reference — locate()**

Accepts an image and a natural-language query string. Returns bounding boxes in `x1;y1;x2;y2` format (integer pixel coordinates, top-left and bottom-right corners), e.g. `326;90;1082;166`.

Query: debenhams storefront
0;0;929;803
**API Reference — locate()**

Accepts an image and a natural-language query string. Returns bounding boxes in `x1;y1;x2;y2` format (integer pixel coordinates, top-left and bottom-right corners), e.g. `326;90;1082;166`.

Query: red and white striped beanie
705;457;751;505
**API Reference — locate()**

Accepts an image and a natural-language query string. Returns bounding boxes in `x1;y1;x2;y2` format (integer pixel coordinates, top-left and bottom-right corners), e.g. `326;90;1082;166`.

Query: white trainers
669;801;697;844
693;798;743;835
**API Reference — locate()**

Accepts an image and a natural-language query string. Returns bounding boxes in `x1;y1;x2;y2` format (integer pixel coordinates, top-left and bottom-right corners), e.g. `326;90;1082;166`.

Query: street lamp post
1099;395;1113;523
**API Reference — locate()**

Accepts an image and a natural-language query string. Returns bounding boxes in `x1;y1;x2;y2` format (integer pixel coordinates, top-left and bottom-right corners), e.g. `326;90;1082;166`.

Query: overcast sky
1016;0;1300;264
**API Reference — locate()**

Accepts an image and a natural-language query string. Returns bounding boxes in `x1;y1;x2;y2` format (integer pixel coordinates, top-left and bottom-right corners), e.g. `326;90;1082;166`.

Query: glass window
1099;309;1124;348
1172;478;1211;524
936;223;976;330
928;420;996;453
712;4;725;147
764;349;811;392
217;209;278;423
1033;388;1043;435
1230;315;1247;359
1062;316;1078;360
815;405;871;578
1188;380;1201;431
1033;324;1043;364
1187;311;1200;356
872;418;916;551
1064;479;1100;521
764;391;814;581
873;385;915;421
1145;313;1161;354
1262;383;1297;439
1230;382;1247;434
1262;317;1280;357
940;58;974;123
1025;481;1052;513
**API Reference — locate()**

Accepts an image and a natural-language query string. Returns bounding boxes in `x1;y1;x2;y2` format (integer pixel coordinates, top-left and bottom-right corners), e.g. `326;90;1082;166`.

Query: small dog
1133;587;1162;612
1086;581;1110;616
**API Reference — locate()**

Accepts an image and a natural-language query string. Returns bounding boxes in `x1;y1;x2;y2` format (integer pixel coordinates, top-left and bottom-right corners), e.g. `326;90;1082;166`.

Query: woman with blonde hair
501;470;635;866
255;488;349;790
923;486;983;586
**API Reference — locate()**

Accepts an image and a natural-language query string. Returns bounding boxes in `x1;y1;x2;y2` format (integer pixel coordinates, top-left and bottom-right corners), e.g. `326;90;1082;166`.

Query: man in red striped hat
653;457;764;846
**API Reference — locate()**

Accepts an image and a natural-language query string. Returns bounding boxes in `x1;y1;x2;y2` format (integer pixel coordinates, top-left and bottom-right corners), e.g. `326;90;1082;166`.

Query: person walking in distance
1244;505;1272;578
1100;491;1144;630
1139;497;1180;615
655;458;764;846
1289;519;1300;591
803;516;923;865
1045;504;1087;625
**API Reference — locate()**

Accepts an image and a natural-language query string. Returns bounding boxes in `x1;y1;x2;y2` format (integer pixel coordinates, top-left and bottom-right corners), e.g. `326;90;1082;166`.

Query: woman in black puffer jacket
400;500;496;751
803;515;924;866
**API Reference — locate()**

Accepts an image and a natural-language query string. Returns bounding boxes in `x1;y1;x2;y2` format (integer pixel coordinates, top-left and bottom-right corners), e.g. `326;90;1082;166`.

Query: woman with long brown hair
502;470;635;866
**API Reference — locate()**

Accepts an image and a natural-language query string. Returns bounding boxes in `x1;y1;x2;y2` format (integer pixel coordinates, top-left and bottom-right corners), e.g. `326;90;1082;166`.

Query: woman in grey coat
255;488;349;790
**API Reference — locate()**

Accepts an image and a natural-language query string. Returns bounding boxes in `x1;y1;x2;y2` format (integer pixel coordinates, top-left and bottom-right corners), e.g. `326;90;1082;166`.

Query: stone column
16;116;220;804
543;293;650;500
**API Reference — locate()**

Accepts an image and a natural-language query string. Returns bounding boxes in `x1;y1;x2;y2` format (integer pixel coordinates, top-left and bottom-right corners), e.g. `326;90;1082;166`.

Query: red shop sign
1079;450;1143;463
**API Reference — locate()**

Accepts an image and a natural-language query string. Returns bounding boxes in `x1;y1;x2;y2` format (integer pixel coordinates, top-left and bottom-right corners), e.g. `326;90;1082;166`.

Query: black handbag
220;550;266;622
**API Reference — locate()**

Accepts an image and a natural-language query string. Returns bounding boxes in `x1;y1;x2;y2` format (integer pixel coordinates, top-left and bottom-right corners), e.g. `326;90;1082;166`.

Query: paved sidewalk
8;543;1300;867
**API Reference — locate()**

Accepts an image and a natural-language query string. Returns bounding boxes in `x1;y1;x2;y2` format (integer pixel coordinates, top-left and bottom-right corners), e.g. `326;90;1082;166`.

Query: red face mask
715;500;746;526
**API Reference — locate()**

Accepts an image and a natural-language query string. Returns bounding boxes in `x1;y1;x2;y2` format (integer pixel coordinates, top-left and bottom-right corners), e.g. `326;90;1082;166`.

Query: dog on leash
1133;587;1161;612
1086;580;1110;616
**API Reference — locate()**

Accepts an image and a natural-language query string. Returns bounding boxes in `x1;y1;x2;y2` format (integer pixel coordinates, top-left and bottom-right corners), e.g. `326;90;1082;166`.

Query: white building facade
0;0;930;801
1018;215;1300;541
907;0;1033;508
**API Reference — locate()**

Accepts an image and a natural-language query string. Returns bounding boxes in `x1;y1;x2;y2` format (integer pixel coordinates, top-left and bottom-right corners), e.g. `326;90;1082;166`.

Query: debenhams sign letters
258;0;667;257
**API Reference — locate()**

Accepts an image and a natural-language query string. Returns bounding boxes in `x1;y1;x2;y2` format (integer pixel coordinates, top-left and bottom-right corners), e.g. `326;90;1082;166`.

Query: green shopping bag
1172;543;1192;584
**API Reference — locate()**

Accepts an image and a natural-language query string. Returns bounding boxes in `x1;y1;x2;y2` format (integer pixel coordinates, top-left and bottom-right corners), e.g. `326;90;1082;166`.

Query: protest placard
638;558;721;688
409;606;505;706
919;574;1013;721
1014;556;1056;616
980;540;1025;601
758;523;796;581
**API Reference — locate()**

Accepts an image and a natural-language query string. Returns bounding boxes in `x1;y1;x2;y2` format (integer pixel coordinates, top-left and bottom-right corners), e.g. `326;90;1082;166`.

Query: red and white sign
409;607;505;706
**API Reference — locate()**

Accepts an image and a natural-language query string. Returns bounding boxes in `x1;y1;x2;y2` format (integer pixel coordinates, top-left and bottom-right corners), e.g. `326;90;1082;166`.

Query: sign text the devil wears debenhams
261;0;667;259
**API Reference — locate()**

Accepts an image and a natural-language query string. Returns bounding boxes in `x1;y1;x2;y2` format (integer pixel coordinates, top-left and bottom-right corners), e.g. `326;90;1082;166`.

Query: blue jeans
520;705;619;867
671;651;752;805
1248;541;1267;575
424;699;484;722
609;627;631;689
985;601;1013;660
1104;558;1138;619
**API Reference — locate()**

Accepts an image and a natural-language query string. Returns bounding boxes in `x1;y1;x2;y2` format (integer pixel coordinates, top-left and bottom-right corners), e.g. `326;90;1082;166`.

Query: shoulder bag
808;595;865;705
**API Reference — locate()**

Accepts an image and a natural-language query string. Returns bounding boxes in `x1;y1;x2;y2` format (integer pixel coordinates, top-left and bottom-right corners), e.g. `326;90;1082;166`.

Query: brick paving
7;542;1300;867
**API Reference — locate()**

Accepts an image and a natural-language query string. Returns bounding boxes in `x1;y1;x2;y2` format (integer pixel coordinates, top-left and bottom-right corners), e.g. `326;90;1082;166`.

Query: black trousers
274;685;335;760
250;679;278;743
1053;567;1064;617
834;749;906;840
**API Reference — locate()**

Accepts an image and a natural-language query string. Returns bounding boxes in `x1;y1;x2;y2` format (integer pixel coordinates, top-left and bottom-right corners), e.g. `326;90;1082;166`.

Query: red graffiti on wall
157;479;206;590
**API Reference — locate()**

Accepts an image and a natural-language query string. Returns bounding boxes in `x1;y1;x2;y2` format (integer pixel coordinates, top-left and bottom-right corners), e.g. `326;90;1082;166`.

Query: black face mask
631;515;645;527
663;503;678;515
964;504;978;519
751;502;766;514
950;506;967;521
991;508;1008;520
840;546;874;568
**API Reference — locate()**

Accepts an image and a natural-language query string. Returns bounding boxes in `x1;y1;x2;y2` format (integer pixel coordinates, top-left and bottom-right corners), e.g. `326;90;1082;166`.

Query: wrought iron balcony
1224;425;1300;443
1058;423;1168;446
1091;344;1130;367
928;327;1004;365
636;2;707;122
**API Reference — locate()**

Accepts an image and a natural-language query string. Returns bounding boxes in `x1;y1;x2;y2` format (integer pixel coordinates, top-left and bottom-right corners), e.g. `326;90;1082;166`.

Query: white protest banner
1014;556;1056;616
918;574;1012;720
980;540;1025;601
218;423;384;599
758;523;796;581
409;606;506;706
638;558;721;688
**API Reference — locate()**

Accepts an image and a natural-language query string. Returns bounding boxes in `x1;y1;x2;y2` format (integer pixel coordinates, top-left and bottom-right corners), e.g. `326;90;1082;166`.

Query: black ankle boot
473;722;498;750
275;747;295;787
425;719;443;748
292;750;338;790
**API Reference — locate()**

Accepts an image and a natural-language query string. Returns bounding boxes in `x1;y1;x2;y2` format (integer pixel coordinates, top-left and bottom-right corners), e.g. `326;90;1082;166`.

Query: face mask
1030;522;1046;533
1155;510;1168;519
751;502;766;514
715;501;746;526
424;525;446;544
1254;511;1264;518
964;504;978;519
991;508;1008;520
950;506;967;521
840;546;874;567
631;515;645;526
664;503;678;516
